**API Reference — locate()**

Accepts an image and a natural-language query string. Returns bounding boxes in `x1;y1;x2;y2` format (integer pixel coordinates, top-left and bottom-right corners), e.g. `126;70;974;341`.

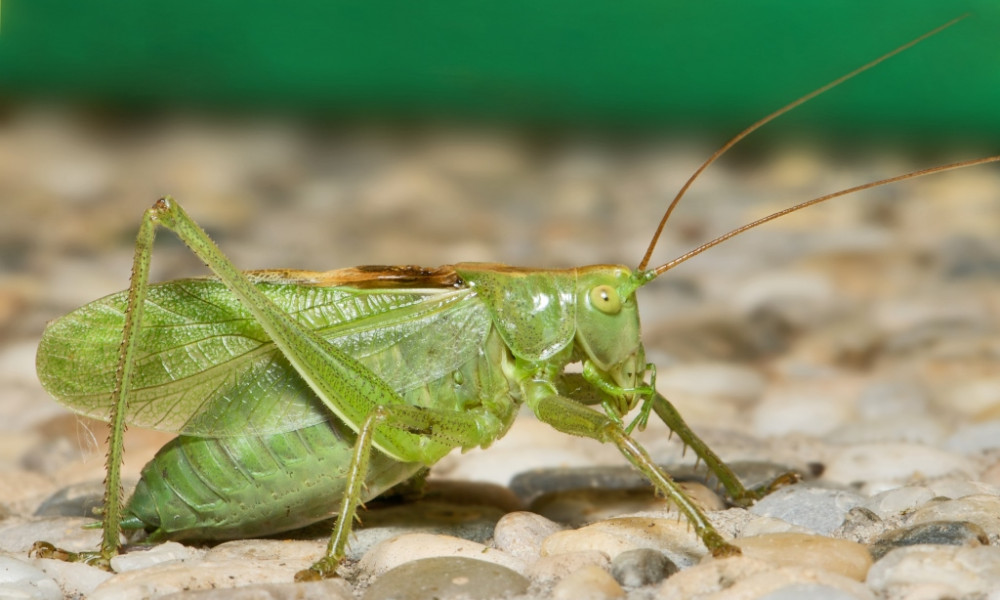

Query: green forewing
36;278;490;437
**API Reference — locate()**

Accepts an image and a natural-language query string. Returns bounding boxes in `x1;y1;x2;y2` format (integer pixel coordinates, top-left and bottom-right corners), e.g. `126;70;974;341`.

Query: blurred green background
1;1;998;141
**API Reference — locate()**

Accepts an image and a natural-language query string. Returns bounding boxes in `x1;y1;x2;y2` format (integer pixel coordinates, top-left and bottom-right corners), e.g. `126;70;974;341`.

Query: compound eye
589;285;622;315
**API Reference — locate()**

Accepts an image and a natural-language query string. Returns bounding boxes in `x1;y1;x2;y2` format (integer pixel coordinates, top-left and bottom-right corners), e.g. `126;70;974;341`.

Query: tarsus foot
30;541;112;571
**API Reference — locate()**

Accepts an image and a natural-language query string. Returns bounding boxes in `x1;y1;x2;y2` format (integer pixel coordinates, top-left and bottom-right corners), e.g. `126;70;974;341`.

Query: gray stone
529;485;722;527
32;481;106;518
362;557;529;600
869;520;989;561
609;548;677;587
748;485;865;534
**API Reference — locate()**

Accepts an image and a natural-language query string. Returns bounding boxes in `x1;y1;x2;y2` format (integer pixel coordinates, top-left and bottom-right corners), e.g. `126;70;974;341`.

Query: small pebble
541;517;706;568
551;564;625;600
0;556;63;600
868;520;989;561
526;550;610;583
110;541;203;572
865;544;1000;596
740;515;813;537
358;533;525;577
861;485;935;519
658;556;874;600
748;485;865;535
657;556;771;600
735;532;873;581
610;548;677;587
31;557;113;598
925;477;1000;499
906;494;1000;537
833;507;885;544
31;481;106;518
493;511;564;561
202;539;327;567
362;557;529;600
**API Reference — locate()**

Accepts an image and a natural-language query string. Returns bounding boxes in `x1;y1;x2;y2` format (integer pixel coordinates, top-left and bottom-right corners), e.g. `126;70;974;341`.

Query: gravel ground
2;105;1000;599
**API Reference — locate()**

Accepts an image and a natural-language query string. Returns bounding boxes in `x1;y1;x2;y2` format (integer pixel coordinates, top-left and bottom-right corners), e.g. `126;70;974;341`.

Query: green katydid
31;16;1000;582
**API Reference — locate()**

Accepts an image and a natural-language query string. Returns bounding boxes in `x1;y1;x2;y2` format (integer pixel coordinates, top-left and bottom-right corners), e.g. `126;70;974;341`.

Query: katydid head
573;266;649;412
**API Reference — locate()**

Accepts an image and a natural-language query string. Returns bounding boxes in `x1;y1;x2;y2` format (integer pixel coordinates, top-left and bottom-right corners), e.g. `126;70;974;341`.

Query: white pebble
0;556;62;600
862;486;936;519
203;539;325;564
541;517;706;568
358;533;525;577
110;541;203;572
740;515;813;538
32;558;112;598
658;557;873;600
866;544;1000;596
735;532;873;581
89;558;309;600
551;564;625;599
493;511;563;561
926;478;1000;500
526;551;610;583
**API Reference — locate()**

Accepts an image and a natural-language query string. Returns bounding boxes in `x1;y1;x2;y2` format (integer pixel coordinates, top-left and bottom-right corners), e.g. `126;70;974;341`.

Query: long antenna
648;156;1000;276
636;15;969;272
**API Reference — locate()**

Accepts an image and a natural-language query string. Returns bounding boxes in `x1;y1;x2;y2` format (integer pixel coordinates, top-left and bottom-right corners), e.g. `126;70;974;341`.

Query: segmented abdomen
123;419;421;541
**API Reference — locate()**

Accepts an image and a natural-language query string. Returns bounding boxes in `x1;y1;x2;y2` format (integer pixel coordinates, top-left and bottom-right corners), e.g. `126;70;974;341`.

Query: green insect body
38;245;749;579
